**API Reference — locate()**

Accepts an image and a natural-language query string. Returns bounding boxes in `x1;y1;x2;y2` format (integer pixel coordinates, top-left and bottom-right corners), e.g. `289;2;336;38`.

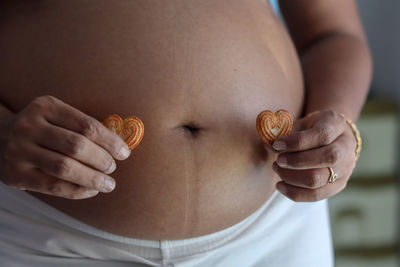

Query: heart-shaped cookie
103;114;144;151
256;109;293;146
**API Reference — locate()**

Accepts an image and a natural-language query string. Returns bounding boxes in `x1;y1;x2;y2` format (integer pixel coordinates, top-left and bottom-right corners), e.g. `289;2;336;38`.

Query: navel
180;123;201;138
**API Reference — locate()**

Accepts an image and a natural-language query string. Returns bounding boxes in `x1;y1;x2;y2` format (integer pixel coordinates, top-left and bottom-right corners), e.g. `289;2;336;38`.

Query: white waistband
0;180;279;261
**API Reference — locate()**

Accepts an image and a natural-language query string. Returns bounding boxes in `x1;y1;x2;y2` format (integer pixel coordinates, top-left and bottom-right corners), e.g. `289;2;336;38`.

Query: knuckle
30;97;46;111
102;155;115;173
325;144;341;164
47;182;63;195
90;175;107;190
293;133;306;150
334;112;344;123
53;157;72;177
30;95;56;110
11;117;34;137
285;189;299;202
80;119;99;139
38;95;57;104
306;171;321;188
290;156;303;168
324;110;337;119
317;126;333;145
308;189;321;202
66;134;86;155
48;182;84;200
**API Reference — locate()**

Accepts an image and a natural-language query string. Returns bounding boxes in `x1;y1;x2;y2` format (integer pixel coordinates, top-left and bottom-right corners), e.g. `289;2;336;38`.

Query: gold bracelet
339;113;362;161
305;110;362;161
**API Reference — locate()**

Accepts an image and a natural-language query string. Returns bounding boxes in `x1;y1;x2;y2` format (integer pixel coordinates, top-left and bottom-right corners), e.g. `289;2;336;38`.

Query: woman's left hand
269;109;358;202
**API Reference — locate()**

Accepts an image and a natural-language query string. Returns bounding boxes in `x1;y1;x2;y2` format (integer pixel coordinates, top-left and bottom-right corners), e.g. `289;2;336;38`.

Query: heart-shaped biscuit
103;114;144;151
256;109;293;146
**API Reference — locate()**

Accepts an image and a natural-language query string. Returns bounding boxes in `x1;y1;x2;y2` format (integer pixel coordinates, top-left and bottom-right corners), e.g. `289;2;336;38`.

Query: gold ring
328;167;338;183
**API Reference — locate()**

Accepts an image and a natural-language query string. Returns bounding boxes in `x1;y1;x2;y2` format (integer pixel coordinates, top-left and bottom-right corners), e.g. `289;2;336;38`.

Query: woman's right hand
0;95;131;199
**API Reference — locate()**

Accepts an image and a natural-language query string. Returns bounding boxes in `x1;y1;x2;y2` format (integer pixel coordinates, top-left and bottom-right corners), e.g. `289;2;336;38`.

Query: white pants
0;181;334;267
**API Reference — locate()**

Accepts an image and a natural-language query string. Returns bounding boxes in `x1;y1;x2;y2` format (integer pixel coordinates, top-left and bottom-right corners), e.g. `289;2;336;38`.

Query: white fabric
0;180;334;267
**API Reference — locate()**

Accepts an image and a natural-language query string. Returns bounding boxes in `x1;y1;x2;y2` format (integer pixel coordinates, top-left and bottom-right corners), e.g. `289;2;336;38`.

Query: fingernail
273;141;286;151
119;146;131;160
277;156;287;167
103;178;116;192
106;161;116;174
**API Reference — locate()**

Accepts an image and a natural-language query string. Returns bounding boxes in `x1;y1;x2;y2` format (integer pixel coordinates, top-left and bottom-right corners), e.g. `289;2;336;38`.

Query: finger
272;162;332;189
276;134;348;170
266;116;308;153
273;110;346;152
291;116;309;132
264;117;307;152
275;178;347;202
22;142;116;193
32;120;116;174
33;95;131;160
8;168;99;200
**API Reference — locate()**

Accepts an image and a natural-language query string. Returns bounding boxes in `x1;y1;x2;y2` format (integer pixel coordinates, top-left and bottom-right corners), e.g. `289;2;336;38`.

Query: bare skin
0;0;303;239
0;0;371;240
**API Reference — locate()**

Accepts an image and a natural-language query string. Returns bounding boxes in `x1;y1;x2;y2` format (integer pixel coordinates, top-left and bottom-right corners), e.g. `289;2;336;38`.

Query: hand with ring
269;109;359;202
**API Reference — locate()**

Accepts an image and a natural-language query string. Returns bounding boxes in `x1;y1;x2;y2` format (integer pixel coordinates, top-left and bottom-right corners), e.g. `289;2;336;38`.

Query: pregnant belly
0;0;304;239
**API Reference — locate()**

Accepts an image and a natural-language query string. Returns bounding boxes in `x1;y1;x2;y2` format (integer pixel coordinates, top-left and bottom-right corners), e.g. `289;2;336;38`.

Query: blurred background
270;0;400;266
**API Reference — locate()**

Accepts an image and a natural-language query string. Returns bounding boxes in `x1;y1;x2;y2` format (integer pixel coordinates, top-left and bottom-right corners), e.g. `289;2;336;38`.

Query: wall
356;0;400;98
269;0;400;97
